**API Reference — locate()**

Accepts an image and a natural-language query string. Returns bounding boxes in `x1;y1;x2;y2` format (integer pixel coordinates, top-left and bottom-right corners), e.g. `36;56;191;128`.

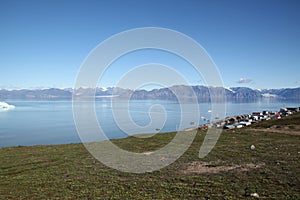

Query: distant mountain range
0;86;299;101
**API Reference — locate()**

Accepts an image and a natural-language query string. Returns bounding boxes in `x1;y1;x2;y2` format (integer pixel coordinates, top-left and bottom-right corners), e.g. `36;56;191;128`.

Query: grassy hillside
1;113;299;199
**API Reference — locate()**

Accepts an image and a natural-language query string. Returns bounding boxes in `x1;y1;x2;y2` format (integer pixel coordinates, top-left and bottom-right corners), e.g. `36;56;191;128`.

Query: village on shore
197;107;300;130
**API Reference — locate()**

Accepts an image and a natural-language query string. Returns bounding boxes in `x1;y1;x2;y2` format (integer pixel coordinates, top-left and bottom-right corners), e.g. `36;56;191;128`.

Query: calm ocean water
0;99;299;148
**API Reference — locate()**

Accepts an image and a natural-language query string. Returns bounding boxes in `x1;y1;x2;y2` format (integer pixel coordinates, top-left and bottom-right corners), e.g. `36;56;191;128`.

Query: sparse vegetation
1;113;300;199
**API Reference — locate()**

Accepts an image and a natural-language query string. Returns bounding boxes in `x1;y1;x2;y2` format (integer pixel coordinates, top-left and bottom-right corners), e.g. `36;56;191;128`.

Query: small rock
250;145;255;150
143;152;153;155
250;193;259;198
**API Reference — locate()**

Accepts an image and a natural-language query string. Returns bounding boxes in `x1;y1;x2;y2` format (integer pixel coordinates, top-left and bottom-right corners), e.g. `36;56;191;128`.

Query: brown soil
180;161;265;175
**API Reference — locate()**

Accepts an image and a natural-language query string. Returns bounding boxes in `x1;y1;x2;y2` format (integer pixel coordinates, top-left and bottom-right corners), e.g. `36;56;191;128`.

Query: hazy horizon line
1;84;300;92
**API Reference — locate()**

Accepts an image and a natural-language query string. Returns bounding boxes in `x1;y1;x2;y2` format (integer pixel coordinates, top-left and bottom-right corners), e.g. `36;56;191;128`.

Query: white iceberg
0;102;15;111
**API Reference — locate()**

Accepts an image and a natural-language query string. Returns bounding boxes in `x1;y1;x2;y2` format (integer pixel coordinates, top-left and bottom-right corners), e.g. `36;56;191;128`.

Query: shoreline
196;106;300;130
1;105;299;149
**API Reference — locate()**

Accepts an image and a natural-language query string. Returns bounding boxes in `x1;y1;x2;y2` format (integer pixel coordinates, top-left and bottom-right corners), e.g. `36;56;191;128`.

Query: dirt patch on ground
180;161;265;175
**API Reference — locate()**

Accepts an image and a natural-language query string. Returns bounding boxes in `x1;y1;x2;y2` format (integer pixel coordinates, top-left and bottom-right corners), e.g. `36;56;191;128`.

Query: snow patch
226;87;236;93
262;93;277;98
99;87;108;92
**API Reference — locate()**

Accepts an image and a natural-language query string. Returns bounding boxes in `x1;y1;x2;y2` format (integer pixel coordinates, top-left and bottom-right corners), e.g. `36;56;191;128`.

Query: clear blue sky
0;0;299;90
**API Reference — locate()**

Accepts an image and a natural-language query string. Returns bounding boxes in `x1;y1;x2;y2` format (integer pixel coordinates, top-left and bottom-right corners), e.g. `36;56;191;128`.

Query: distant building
287;107;300;112
252;112;262;116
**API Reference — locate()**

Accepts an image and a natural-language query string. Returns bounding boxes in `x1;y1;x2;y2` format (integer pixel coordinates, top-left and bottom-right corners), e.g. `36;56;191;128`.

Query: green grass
1;113;300;199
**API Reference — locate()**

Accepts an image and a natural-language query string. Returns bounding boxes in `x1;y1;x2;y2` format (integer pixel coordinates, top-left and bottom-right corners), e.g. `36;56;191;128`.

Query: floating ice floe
0;102;15;111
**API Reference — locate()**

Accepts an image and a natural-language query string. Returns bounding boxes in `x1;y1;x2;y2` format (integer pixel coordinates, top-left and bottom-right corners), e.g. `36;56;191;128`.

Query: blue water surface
0;99;299;147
